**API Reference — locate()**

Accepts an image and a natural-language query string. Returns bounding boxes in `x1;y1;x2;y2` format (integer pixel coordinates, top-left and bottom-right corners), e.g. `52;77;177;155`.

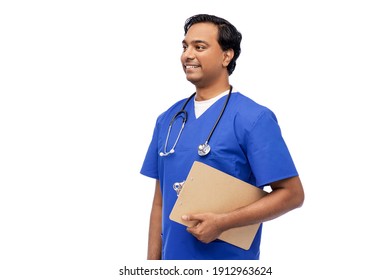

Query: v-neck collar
194;89;230;119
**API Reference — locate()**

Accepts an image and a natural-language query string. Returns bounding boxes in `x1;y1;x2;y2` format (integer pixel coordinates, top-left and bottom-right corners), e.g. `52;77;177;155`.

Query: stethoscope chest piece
198;142;211;156
159;85;232;158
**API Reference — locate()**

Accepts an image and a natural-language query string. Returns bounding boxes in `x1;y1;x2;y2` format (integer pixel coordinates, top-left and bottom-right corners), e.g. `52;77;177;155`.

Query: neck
195;83;231;101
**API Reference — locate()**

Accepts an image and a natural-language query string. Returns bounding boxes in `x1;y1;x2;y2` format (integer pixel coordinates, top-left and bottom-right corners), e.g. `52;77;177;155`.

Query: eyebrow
182;39;210;45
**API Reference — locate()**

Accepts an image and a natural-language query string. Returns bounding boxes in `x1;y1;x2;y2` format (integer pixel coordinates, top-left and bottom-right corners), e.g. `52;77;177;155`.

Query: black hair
184;14;242;75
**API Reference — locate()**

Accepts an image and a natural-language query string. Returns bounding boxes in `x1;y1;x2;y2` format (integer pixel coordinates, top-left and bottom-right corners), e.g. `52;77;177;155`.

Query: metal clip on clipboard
173;181;185;196
169;161;268;250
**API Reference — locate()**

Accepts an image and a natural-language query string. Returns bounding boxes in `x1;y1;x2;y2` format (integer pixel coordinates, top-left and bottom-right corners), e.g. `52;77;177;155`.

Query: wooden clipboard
169;161;267;250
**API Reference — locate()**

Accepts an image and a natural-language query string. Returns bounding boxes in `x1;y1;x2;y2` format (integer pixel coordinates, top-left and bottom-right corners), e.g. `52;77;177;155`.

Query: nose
182;46;195;60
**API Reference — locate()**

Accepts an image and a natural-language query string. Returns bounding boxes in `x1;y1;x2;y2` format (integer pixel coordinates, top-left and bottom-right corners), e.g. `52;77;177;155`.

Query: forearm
147;207;162;259
147;181;162;260
218;176;304;231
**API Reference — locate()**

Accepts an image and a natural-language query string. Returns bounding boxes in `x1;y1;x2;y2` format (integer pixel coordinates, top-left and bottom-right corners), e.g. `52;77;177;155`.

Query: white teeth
186;65;199;69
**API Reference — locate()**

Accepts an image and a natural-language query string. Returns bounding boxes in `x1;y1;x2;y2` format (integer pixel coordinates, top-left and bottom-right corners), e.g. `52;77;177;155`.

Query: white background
1;1;389;279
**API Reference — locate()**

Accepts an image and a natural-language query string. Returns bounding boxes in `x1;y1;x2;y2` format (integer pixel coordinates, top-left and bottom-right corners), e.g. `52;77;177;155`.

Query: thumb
182;214;202;222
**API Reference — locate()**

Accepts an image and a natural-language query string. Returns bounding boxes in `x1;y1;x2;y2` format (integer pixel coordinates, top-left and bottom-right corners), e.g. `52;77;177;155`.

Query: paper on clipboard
169;161;268;250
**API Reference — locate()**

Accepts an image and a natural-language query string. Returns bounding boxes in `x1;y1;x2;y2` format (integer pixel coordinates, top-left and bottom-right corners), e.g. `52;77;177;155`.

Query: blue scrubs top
140;92;298;260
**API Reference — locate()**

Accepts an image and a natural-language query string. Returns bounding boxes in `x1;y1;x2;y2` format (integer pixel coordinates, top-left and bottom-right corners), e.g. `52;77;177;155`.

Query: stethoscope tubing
203;86;232;146
160;85;232;157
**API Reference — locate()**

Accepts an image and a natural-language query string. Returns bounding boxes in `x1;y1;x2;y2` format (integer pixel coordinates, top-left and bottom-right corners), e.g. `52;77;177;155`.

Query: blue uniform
141;92;298;260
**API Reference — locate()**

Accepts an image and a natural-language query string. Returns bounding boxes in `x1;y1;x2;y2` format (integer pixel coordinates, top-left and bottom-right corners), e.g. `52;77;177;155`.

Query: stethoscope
159;85;232;157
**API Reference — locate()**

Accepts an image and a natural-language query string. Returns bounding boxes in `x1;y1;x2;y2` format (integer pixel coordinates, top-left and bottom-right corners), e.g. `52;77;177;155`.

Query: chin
186;75;200;85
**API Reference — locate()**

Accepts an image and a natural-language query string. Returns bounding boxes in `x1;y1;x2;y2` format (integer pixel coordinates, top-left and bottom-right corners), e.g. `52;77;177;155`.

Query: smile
185;65;200;69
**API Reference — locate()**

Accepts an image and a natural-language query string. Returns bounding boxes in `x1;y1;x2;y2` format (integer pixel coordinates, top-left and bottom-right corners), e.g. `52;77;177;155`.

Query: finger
181;215;191;221
186;226;194;234
182;214;202;221
186;226;199;236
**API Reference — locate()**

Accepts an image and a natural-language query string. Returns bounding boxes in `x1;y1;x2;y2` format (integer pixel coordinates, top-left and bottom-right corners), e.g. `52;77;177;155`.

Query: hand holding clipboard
169;161;268;250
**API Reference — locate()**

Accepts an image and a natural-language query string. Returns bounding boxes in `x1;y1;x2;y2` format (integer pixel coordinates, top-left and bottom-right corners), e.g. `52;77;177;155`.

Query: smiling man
181;20;232;96
141;14;304;260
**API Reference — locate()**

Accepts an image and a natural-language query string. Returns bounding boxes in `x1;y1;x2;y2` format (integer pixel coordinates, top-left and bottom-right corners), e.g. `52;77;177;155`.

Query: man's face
181;22;228;88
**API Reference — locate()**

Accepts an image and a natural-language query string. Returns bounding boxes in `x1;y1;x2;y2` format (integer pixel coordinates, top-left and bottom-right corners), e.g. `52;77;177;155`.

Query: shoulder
230;92;277;125
155;97;189;124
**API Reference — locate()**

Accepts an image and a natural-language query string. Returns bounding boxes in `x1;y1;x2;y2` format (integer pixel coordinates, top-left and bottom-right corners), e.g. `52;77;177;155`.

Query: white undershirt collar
194;88;235;119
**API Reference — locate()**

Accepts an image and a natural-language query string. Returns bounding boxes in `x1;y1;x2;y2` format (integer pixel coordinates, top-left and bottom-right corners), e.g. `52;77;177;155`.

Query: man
140;14;304;260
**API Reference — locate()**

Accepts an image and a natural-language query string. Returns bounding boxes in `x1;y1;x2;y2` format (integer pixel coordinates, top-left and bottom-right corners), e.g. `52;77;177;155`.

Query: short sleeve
140;120;160;179
246;109;298;186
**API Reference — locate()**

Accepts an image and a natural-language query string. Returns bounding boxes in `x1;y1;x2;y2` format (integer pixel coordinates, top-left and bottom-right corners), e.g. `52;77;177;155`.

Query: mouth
184;64;200;70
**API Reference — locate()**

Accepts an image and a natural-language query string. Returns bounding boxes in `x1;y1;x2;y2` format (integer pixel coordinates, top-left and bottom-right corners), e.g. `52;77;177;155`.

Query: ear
222;49;234;67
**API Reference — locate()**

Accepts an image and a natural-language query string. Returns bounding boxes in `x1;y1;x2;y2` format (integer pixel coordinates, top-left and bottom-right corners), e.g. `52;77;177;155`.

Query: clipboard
169;161;267;250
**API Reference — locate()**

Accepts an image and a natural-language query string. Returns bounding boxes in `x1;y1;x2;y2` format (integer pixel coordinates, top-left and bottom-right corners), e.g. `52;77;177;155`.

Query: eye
182;45;188;52
195;44;206;51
